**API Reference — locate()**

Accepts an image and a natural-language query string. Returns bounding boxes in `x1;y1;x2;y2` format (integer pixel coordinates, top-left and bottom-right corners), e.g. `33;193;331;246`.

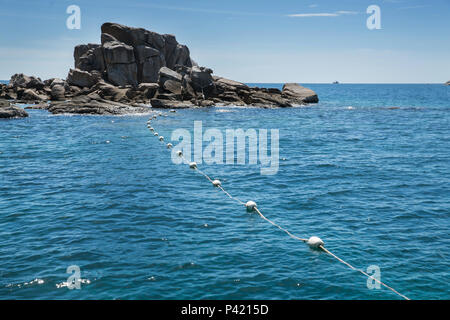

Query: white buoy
212;179;221;187
154;132;158;136
245;200;257;212
189;162;197;169
177;151;183;157
307;236;324;249
167;143;173;149
149;127;154;131
159;136;164;141
170;109;176;113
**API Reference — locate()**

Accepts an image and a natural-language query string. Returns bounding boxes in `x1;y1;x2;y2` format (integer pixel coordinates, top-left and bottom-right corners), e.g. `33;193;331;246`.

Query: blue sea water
0;83;449;300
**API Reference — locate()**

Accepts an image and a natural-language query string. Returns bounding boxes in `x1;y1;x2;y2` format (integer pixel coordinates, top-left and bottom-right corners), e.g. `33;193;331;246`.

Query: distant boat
332;81;339;84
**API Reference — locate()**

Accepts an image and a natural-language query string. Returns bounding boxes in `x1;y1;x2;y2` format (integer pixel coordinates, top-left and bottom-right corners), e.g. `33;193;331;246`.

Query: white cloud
287;10;359;18
336;11;358;15
398;5;429;10
288;13;338;17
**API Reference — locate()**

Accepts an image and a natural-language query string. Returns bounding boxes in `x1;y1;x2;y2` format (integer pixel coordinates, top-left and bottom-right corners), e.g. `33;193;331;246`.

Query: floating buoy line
146;111;410;300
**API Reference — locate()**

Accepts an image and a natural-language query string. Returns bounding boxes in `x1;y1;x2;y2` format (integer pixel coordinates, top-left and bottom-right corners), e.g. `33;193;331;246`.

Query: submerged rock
25;102;49;110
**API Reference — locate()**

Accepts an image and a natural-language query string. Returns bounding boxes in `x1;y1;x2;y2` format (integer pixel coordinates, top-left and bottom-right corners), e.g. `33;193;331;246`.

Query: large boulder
135;45;165;83
67;68;97;88
51;84;66;101
281;83;319;103
72;22;194;87
0;99;29;118
92;81;128;102
138;83;159;99
0;83;16;100
74;44;105;73
163;80;182;95
103;41;135;64
101;22;192;70
101;33;117;45
214;77;248;92
9;73;44;90
50;78;65;88
158;66;182;84
18;88;46;101
102;41;138;86
247;91;291;108
189;66;215;97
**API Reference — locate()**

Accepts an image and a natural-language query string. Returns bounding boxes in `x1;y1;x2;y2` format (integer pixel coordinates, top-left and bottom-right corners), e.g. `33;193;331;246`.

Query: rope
147;114;411;300
319;245;410;300
254;208;307;242
217;185;246;206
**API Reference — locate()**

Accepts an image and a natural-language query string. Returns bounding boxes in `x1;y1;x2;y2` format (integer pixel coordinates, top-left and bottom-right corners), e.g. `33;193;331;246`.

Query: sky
0;0;448;83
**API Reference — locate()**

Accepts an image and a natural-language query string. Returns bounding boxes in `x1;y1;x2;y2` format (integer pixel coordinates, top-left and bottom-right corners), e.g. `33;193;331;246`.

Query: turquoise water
0;84;449;299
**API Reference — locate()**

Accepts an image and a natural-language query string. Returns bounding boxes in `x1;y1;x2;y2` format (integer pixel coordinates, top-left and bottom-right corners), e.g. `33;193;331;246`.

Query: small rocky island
0;22;318;118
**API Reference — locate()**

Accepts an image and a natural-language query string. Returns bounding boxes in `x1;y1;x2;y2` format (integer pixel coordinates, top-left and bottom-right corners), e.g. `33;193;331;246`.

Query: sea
0;82;448;299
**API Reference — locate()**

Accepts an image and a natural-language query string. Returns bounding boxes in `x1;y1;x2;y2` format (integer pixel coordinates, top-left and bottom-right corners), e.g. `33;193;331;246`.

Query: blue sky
0;0;448;83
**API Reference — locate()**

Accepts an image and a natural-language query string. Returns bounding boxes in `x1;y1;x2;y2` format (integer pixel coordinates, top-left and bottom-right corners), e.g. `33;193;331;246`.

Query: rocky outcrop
446;81;450;85
4;22;318;113
9;73;44;90
0;99;29;118
47;95;150;115
281;83;319;103
73;22;193;88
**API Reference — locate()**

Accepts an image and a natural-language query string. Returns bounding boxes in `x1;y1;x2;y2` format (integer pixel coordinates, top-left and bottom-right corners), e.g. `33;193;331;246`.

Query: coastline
0;23;320;119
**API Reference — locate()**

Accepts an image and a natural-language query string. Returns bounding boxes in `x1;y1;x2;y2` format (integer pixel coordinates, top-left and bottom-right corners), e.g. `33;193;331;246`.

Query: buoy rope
178;154;247;206
254;207;307;242
319;245;410;300
147;113;410;300
217;185;246;206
